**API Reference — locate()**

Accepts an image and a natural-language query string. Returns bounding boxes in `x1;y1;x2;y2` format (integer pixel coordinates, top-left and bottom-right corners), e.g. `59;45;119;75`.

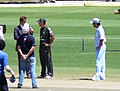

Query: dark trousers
39;45;53;77
0;74;8;91
17;51;21;77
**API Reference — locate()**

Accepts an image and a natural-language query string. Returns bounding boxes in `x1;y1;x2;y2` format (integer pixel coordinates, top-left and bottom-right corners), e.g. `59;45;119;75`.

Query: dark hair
97;23;100;26
0;39;5;50
42;21;46;25
19;16;25;23
22;16;27;20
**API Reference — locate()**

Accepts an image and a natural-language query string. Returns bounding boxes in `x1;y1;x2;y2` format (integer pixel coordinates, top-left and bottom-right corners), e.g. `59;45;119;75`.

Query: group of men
0;16;106;90
13;16;55;88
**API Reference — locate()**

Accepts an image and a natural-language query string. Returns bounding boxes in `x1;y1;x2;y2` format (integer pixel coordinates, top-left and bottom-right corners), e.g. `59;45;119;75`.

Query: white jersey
95;25;106;47
0;26;5;40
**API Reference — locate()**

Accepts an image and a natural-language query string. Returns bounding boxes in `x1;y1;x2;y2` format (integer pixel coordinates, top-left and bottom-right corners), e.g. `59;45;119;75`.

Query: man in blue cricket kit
90;18;107;81
0;39;15;91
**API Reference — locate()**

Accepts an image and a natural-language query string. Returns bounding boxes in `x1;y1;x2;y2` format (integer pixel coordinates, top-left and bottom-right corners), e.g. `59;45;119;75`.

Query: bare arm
49;35;55;44
6;65;15;77
45;35;55;46
26;46;35;58
97;39;103;49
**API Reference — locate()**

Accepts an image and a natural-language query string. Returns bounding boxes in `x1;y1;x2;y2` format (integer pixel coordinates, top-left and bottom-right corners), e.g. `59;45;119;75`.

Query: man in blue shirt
17;26;38;88
0;39;15;91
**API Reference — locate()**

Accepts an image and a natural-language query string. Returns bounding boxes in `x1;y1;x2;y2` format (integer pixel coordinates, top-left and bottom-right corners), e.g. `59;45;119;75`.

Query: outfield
0;6;120;84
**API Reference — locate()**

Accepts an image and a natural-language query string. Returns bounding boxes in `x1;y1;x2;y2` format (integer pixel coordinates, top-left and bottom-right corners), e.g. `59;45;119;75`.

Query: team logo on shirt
43;31;45;35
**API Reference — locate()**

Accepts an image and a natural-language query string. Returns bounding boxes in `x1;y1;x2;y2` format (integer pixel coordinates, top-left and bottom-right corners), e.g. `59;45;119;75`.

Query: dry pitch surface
8;78;120;91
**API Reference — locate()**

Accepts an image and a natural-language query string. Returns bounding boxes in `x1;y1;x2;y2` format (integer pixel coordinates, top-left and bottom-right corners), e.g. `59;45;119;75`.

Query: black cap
36;18;46;23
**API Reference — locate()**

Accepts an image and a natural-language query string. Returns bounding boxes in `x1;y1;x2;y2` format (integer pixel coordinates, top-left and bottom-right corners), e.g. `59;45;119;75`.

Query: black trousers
39;45;53;77
17;51;21;77
0;74;8;91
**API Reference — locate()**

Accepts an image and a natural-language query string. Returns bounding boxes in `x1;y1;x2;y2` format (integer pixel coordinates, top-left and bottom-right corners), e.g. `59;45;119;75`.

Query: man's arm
3;54;15;77
49;35;55;45
17;45;27;61
17;46;24;57
6;65;15;77
14;27;19;40
45;35;55;46
97;39;103;49
26;46;35;59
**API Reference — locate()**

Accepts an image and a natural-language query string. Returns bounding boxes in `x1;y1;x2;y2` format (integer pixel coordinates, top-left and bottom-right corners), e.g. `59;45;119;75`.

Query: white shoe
91;75;100;81
45;75;53;79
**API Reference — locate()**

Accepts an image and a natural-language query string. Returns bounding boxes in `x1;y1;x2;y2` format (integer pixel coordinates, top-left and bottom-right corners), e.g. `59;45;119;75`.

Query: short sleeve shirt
40;26;54;45
18;34;36;57
0;51;8;75
95;25;106;47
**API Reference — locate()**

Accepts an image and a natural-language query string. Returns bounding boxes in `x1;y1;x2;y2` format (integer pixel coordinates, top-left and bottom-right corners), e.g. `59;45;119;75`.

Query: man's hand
22;54;28;61
45;43;50;46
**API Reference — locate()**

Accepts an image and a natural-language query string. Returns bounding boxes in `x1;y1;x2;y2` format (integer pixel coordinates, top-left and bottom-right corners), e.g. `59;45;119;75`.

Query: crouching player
0;39;15;91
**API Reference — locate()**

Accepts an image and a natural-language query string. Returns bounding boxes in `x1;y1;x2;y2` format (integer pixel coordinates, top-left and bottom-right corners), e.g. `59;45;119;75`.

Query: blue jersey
0;51;8;75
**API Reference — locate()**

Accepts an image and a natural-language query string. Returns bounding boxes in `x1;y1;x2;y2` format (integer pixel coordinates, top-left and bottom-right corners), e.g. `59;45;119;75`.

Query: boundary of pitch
0;1;120;7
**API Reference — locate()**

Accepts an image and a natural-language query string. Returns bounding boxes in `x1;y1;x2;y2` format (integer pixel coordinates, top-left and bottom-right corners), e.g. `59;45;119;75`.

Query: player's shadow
9;87;32;89
79;78;92;80
71;78;92;80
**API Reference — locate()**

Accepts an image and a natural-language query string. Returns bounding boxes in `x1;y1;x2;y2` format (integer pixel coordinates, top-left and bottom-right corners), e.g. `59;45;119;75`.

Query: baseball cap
36;18;46;23
90;18;100;24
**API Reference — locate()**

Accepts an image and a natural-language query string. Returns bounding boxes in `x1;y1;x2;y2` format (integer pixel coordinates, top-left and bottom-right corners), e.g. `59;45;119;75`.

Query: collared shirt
0;51;8;75
40;26;54;45
95;25;106;47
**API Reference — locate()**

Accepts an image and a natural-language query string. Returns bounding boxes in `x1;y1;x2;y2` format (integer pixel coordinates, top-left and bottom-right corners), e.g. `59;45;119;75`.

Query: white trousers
96;44;106;79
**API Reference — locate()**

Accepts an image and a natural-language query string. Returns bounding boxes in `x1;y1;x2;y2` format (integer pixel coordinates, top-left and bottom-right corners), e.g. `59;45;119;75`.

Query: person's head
22;16;27;23
36;18;46;27
90;18;100;28
0;39;5;50
19;16;26;26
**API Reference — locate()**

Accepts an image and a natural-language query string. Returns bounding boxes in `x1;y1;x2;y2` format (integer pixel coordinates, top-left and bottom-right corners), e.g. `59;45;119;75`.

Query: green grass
1;6;120;80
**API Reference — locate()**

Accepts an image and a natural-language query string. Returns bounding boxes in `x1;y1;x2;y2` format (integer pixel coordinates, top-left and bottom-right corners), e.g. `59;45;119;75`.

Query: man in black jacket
14;16;34;77
14;16;25;77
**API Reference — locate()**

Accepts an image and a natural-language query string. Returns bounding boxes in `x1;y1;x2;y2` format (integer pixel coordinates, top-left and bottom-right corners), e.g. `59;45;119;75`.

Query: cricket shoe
91;75;100;81
100;76;106;80
45;75;53;79
17;83;22;88
32;85;38;89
